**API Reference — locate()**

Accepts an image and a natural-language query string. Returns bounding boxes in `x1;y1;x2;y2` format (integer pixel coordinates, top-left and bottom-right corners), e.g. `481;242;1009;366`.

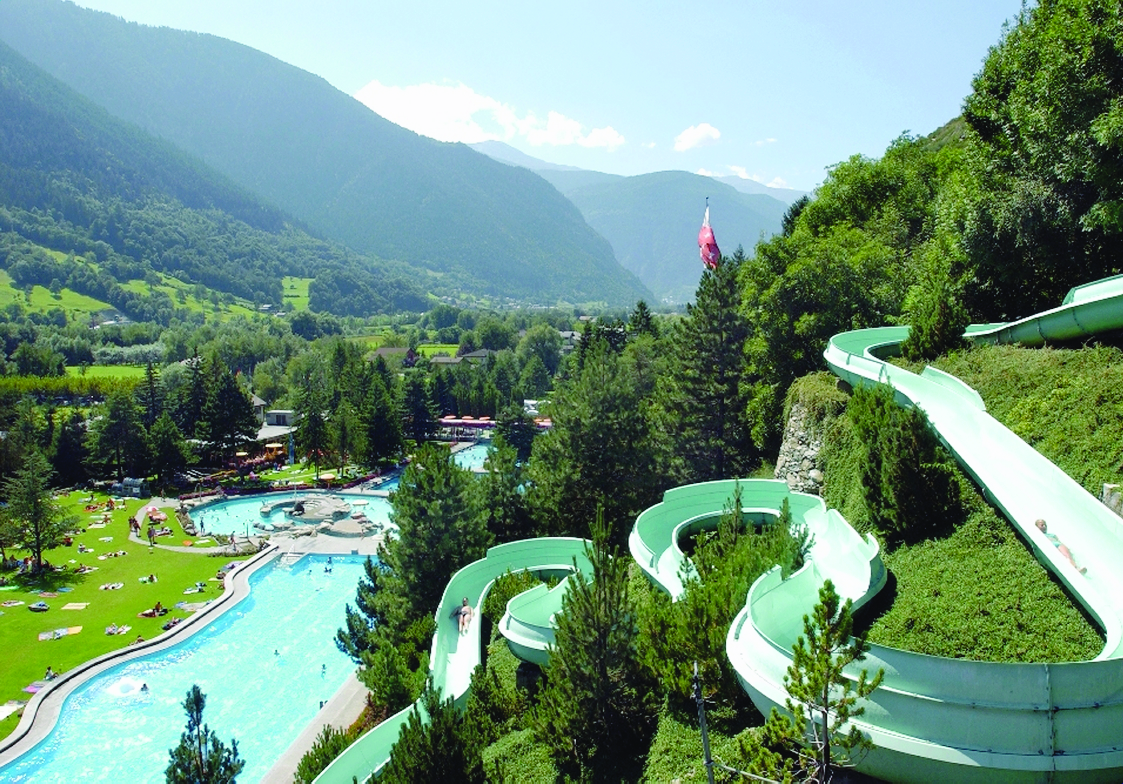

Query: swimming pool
0;555;364;783
453;443;491;472
191;446;491;537
192;491;396;537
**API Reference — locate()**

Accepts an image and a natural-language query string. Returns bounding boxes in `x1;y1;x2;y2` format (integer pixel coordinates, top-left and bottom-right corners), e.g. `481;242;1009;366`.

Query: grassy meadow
0;491;240;741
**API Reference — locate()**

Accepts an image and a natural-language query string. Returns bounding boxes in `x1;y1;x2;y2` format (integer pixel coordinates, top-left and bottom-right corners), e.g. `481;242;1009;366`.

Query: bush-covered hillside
0;41;429;320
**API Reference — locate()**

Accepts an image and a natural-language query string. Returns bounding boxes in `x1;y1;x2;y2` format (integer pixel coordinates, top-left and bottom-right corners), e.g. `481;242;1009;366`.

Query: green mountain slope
0;39;426;321
544;171;789;303
0;0;650;306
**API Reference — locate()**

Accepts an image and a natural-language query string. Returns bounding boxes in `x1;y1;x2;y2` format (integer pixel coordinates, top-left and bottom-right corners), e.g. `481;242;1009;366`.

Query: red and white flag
698;206;720;269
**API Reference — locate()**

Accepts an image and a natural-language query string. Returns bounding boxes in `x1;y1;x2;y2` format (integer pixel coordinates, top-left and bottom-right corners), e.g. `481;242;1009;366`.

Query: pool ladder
279;546;303;567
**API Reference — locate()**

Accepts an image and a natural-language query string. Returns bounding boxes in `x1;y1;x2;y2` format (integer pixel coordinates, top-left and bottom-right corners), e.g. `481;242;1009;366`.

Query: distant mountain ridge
552;172;789;303
470;140;808;204
0;0;650;306
470;142;798;302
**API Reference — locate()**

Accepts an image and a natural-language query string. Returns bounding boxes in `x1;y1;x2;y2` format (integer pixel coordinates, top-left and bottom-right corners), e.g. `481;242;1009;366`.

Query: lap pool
0;555;364;783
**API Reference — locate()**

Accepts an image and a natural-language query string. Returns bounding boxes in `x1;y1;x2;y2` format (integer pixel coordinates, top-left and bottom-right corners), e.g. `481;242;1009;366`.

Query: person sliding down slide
1035;519;1087;574
451;597;472;634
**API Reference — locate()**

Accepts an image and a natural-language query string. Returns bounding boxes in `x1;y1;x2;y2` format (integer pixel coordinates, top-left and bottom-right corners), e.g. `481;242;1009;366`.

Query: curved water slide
313;538;592;784
727;274;1123;783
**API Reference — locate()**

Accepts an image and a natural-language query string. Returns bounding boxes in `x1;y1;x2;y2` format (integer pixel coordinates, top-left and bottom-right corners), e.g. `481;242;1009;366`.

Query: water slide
319;275;1123;783
726;273;1123;783
313;538;592;784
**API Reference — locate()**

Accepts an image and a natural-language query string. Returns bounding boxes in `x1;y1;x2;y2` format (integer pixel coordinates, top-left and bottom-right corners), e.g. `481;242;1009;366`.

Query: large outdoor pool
192;491;397;538
0;555;364;783
191;444;491;537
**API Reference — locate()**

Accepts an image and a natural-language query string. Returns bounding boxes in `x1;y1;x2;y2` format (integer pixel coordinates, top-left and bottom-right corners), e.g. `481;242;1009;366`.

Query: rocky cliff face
774;399;827;495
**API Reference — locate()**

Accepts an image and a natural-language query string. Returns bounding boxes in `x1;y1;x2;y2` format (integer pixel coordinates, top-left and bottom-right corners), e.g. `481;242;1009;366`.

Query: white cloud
695;168;717;177
353;79;624;151
642;141;656;149
754;137;778;146
767;177;790;189
674;123;721;151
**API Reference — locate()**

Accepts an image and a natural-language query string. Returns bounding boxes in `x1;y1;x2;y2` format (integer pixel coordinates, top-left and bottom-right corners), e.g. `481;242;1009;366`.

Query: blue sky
75;0;1023;191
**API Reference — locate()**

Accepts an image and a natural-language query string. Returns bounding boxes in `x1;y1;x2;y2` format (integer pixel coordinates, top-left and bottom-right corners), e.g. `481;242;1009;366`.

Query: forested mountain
0;39;427;321
0;0;650;307
546;172;789;303
470;143;797;301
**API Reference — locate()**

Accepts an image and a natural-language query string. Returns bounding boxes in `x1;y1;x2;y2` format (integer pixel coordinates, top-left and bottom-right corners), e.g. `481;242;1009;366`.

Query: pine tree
91;387;148;480
658;248;755;482
335;555;381;663
628;299;660;339
138;361;163;428
470;436;535;543
165;685;245;784
401;372;437;444
362;375;403;468
1;450;76;573
532;510;656;781
200;366;259;459
150;412;189;485
295;380;329;478
762;579;883;782
331;399;362;473
50;410;88;487
380;684;484;783
382;443;490;621
527;342;661;545
181;349;208;438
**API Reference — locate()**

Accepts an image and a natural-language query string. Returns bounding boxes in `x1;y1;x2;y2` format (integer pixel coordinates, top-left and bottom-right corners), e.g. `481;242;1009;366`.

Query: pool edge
0;544;280;770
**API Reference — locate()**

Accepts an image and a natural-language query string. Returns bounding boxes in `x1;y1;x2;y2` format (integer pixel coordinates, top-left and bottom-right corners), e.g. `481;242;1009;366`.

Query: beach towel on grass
61;603;88;610
37;626;82;641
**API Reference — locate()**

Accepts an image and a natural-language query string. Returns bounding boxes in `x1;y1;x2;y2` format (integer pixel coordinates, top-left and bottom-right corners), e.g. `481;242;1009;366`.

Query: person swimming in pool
1035;519;1087;574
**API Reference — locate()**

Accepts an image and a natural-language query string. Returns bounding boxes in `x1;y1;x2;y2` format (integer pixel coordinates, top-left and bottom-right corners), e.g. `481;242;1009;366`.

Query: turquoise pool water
454;443;491;472
191;445;489;537
0;555;364;783
192;491;396;537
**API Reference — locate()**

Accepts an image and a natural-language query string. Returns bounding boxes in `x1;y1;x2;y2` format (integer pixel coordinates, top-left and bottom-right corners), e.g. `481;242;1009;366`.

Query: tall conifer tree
659;248;755;482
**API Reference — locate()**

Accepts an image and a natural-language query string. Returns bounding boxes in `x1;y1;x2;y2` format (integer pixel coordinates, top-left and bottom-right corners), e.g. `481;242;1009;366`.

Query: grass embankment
0;491;239;741
802;348;1107;662
933;344;1123;497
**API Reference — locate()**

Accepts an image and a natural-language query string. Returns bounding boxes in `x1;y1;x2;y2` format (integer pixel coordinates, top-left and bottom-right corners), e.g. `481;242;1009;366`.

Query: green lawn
64;365;148;380
282;276;312;311
0;492;240;741
119;276;257;319
416;343;459;357
348;333;386;348
0;269;113;320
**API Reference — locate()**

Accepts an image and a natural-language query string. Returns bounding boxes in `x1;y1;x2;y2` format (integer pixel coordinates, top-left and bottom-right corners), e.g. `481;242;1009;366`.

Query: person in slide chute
698;202;720;269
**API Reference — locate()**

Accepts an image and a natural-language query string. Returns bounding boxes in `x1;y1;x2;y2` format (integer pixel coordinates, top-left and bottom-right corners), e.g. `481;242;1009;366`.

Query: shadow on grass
12;567;90;593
